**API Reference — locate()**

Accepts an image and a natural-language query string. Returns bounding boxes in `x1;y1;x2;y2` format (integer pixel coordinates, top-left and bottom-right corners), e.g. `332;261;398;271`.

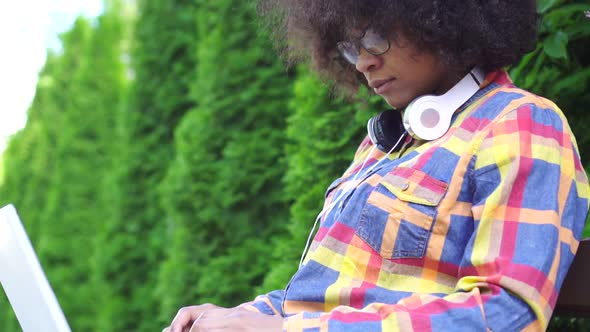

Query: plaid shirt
243;70;590;331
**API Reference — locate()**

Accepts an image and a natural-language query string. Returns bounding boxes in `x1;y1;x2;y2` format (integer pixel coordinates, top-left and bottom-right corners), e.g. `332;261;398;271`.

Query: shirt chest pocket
357;167;448;259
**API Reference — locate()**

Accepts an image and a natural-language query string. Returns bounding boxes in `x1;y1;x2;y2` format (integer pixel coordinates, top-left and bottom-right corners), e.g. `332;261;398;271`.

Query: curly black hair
258;0;539;91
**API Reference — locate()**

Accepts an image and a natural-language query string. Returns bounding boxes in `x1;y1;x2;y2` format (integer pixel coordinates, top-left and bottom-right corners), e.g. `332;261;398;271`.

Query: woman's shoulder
471;70;564;127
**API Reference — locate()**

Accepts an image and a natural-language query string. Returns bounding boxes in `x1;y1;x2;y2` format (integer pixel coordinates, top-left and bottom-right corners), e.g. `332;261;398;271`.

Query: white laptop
0;204;71;332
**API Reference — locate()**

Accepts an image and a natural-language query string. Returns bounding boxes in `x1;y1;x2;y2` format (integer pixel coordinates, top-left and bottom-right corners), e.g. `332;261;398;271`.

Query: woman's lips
372;78;395;94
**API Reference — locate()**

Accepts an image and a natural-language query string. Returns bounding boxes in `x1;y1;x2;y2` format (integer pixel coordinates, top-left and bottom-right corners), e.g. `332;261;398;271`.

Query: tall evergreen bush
156;0;292;324
102;0;200;330
87;1;132;330
37;7;127;329
32;18;98;331
0;48;72;332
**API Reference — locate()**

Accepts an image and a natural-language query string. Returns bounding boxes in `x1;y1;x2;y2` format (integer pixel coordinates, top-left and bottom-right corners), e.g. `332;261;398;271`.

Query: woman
164;0;589;331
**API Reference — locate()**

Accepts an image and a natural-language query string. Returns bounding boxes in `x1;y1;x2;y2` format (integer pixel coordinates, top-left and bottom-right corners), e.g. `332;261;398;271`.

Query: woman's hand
162;304;283;332
162;303;225;332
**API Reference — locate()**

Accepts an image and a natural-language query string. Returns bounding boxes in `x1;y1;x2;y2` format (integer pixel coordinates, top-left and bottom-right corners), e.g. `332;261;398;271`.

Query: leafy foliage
96;0;199;331
0;49;67;331
156;1;292;325
0;5;128;330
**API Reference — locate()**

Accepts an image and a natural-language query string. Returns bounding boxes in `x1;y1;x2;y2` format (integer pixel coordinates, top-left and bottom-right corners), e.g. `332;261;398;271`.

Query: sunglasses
336;30;391;65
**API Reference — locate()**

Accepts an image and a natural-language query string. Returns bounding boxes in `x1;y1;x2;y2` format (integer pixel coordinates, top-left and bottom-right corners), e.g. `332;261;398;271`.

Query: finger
162;328;170;332
169;307;200;332
169;304;221;332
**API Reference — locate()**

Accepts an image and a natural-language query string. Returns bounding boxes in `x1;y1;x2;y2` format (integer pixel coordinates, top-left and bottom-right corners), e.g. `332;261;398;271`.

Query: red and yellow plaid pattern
242;70;589;331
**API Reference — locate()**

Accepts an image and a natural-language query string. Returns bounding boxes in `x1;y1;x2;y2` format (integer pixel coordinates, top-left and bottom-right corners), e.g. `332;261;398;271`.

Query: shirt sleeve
239;289;285;316
281;102;590;331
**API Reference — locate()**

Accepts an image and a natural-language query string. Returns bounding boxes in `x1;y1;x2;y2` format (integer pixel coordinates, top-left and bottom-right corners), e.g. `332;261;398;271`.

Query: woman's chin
383;96;409;110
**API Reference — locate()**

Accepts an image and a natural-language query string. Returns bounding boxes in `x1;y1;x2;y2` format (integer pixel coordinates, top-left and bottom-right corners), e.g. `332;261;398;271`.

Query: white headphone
402;67;485;141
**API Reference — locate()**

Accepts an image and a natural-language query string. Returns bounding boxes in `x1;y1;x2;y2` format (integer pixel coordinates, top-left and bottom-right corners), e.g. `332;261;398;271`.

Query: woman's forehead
342;21;399;40
341;19;375;38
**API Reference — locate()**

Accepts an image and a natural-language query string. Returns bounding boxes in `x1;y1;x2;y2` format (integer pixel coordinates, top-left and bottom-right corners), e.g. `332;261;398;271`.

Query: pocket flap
324;177;345;199
380;167;448;206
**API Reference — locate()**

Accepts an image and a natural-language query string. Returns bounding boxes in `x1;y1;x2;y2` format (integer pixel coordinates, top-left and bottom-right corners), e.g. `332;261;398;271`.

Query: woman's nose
355;49;382;73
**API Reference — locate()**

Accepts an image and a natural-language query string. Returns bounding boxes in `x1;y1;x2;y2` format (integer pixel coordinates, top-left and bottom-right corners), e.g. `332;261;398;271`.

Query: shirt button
401;182;410;191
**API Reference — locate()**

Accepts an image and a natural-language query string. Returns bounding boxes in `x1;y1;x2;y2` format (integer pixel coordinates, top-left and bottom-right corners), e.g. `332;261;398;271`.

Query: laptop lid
0;204;71;332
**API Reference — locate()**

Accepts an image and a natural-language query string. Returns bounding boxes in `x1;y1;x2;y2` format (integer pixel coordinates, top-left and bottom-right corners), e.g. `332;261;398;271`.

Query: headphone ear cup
403;96;453;141
367;110;405;152
403;68;485;141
